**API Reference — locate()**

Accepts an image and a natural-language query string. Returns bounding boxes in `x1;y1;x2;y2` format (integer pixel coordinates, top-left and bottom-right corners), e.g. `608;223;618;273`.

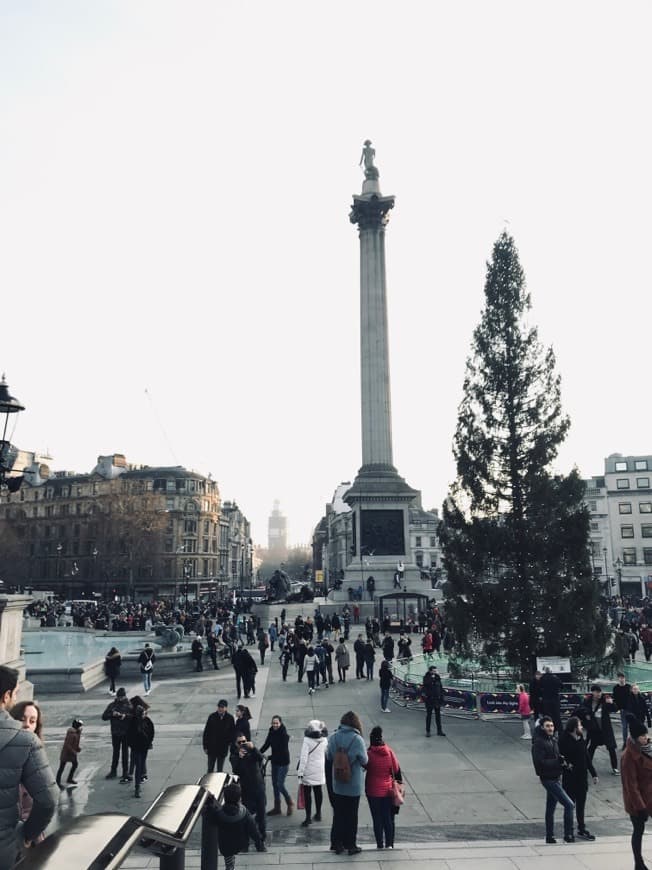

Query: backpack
333;736;356;783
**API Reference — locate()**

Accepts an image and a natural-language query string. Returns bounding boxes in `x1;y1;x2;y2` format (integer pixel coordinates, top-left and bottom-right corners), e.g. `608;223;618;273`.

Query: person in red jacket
56;718;83;787
622;714;652;870
364;725;402;849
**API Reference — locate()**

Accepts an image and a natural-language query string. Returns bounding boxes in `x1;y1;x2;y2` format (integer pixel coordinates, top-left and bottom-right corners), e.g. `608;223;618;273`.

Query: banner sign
536;657;571;673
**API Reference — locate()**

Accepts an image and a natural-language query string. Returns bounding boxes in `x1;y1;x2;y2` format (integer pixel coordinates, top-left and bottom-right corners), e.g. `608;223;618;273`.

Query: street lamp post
183;559;191;611
0;375;25;493
603;547;612;595
56;543;63;592
614;556;623;597
92;547;98;595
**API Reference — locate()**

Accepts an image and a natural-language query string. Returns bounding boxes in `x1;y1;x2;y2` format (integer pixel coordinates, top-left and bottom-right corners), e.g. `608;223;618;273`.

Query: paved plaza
32;606;642;868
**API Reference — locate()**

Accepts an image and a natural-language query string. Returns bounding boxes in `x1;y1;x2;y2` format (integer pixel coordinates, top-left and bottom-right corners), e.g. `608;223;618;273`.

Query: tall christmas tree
439;232;608;678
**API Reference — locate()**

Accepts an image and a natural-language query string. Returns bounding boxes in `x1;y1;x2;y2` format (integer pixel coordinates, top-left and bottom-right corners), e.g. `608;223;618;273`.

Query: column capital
349;194;395;232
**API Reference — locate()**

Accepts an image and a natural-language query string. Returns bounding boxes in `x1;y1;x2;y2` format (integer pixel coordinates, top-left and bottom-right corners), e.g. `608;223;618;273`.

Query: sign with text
536;657;571;673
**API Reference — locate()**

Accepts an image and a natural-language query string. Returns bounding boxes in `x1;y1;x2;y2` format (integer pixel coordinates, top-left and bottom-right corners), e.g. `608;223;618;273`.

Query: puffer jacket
102;697;132;737
0;709;58;865
365;743;400;798
297;729;327;786
211;802;264;856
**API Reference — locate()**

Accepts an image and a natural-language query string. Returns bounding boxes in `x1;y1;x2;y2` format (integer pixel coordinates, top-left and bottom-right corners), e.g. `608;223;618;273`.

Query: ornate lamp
0;374;25;492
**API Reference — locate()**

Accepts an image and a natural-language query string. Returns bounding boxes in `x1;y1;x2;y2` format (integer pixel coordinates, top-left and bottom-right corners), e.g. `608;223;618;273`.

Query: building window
166;497;175;510
621;526;635;538
641;503;652;514
590;541;602;558
644;548;652;566
615;461;628;472
203;537;209;553
637;478;650;489
617;479;631;489
619;503;632;514
429;536;436;547
184;519;197;534
642;525;652;538
164;538;173;553
635;460;649;471
623;548;637;565
415;536;422;547
590;522;599;532
588;500;597;512
415;551;423;567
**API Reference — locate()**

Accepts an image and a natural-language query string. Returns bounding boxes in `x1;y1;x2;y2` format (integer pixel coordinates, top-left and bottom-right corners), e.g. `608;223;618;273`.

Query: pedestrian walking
127;696;154;798
365;725;402;849
379;659;392;712
335;640;350;682
102;687;132;782
614;672;633;749
206;632;221;670
192;636;204;672
628;684;652;732
10;700;48;844
422;665;446;737
239;646;258;698
279;646;292;682
621;713;652;870
382;633;394;662
531;717;575;844
305;647;318;694
326;711;368;855
559;716;598;841
397;633;412;661
260;716;293;817
518;684;532;739
56;718;83;788
577;685;619;775
203;699;236;773
297;719;328;827
104;646;121;695
258;632;269;666
230;736;267;841
0;666;57;866
138;643;156;696
210;781;266;870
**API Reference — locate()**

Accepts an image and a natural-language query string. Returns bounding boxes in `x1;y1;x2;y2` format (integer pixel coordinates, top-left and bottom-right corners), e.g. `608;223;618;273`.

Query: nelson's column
338;141;422;599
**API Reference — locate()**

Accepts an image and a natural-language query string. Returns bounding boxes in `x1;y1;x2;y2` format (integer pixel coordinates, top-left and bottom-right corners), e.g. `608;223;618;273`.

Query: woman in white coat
297;718;328;827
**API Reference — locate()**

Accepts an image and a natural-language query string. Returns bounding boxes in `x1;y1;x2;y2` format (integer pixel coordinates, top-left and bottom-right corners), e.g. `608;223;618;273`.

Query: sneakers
67;780;79;786
314;813;322;822
520;734;532;739
105;771;117;780
577;829;595;841
120;776;133;784
564;835;575;843
545;837;557;844
141;775;148;782
382;708;391;713
612;768;620;775
301;818;312;827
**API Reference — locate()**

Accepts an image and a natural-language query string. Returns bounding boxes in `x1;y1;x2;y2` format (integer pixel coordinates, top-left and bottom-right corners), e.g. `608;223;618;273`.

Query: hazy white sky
1;1;650;547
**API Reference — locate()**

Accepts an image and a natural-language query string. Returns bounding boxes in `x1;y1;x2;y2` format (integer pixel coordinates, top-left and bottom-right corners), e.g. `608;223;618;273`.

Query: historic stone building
0;452;252;601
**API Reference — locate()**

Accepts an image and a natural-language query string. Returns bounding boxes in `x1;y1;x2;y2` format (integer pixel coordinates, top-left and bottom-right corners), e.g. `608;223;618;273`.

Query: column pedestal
0;594;34;700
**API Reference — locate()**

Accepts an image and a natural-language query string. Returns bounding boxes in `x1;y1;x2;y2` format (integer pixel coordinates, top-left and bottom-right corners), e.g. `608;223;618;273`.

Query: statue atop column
359;139;379;180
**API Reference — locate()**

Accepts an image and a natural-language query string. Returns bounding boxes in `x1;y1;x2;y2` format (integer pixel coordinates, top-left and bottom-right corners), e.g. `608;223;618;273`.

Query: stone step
122;834;636;868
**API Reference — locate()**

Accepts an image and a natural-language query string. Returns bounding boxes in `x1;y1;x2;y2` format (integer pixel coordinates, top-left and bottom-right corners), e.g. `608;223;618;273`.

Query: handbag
297;783;305;810
391;777;405;807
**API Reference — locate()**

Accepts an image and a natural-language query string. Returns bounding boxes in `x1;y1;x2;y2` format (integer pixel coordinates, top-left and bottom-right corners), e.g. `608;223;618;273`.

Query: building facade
0;452;253;601
586;453;652;597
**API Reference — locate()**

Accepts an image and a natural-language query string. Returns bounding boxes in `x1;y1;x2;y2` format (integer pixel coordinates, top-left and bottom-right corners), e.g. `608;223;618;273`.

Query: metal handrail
16;772;231;870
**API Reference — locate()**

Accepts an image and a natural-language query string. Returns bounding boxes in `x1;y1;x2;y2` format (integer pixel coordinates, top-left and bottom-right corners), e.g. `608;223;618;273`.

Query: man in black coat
422;665;446;737
102;687;133;782
203;699;236;773
559;716;598;840
230;737;266;840
531;717;575;843
576;685;619;774
529;670;544;721
353;634;366;680
612;672;632;749
539;668;562;733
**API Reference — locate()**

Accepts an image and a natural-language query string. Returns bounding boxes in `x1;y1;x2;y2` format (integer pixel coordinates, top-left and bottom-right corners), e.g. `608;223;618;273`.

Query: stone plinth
0;594;34;700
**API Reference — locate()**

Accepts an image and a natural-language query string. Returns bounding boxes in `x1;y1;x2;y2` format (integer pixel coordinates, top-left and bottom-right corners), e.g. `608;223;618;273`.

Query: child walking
212;781;266;869
56;718;83;786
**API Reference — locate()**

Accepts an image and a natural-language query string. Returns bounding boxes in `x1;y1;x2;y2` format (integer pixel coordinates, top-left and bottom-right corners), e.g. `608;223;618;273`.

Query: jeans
425;704;443;735
367;795;394;847
142;670;152;693
366;662;374;680
621;710;630;745
380;687;390;710
111;734;129;777
56;758;78;785
207;753;227;773
541;779;574;839
587;738;618;771
630;812;648;869
133;749;148;787
271;764;291;802
243;787;266;838
331;793;360;849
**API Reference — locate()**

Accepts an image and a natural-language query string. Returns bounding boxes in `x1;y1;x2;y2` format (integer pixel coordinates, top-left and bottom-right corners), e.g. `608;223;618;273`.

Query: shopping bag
297;783;305;810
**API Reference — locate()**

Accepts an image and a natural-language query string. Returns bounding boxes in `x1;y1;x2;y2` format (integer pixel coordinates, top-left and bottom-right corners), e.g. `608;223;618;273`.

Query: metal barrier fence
16;772;232;870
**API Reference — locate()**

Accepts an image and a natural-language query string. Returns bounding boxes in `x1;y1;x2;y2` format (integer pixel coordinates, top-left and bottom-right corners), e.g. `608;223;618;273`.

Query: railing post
160;848;185;870
201;805;219;870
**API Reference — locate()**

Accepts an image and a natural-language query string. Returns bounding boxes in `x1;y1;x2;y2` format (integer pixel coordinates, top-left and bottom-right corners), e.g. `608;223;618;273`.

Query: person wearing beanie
365;725;402;849
56;719;83;788
297;719;328;827
102;687;132;781
577;685;619;775
621;714;652;870
210;781;266;870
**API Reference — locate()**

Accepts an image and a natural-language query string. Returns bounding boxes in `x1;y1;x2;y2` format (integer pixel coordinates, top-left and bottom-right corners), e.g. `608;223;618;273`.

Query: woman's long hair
11;700;43;739
340;710;363;734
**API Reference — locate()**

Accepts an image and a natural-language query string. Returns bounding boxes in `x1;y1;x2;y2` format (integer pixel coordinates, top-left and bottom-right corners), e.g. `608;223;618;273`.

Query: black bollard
160;848;185;870
201;805;219;870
